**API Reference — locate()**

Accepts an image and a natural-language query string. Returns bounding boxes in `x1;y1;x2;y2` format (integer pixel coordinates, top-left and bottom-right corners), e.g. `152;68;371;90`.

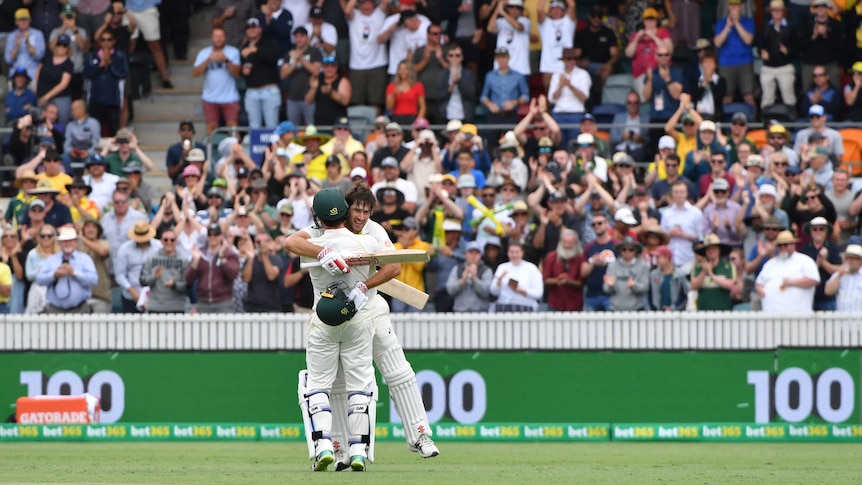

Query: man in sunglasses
759;123;798;170
725;112;755;165
792;105;843;162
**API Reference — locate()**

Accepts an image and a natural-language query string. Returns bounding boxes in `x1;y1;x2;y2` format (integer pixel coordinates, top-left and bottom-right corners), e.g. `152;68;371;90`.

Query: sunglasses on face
665;163;678;168
592;221;606;227
710;159;725;164
162;238;176;242
714;190;728;195
807;195;819;201
773;161;787;167
620;247;636;253
40;233;54;239
731;121;746;126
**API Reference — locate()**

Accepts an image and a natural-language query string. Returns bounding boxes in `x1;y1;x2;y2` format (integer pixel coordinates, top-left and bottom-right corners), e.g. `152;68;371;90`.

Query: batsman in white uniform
287;183;439;471
300;189;398;472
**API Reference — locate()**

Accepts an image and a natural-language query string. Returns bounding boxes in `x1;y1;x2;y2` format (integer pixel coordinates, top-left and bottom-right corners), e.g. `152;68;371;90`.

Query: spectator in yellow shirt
0;261;11;313
290;125;331;181
393;216;433;312
65;178;100;223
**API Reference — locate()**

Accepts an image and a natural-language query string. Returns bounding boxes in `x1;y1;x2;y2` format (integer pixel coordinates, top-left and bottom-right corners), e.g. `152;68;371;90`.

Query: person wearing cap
785;182;836;247
740;184;789;242
845;62;862;122
425;218;466;312
247;177;282;229
101;128;154;175
792;105;844;163
193;27;241;135
486;0;531;76
317;155;352;195
302;6;337;57
799;216;842;311
49;4;88;99
281;26;322;126
321;117;366;166
369;122;409;180
5;67;36;123
663;101;703;170
447;147;487;195
537;0;576;89
803;146;834;191
5;8;46;80
65;177;100;223
372;155;421;215
825;244;862;312
114;220;163;312
370;186;408;238
379;2;430;76
306;53;352;126
755;230;820;313
650;153;694;207
690;234;736;311
570;133;609;183
80;154;118;210
480;46;530;143
212;0;257;48
340;0;388;109
541;228;584;311
724;112;756;165
682;120;727;184
802;65;840;121
83;26;128;137
800;0;843;92
713;0;755;107
758;0;797;111
240;16;281;130
19;150;72;199
488;138;529;191
185;222;240;313
196;186;230;225
624;7;672;102
165;121;207;181
446;239;493;312
437;44;477;124
6;171;38;226
34;227;98;313
602;235;649;311
648;245;688;311
391;216;432;312
548;47;590;148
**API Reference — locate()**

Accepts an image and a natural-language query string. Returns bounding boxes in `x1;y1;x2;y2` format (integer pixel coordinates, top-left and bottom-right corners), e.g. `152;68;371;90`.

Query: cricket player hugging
300;189;396;472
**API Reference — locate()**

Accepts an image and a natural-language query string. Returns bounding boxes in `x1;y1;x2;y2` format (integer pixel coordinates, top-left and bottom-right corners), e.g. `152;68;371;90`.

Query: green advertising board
1;350;859;425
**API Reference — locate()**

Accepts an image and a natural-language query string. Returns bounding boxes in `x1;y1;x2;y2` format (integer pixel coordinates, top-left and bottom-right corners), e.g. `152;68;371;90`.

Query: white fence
1;312;861;351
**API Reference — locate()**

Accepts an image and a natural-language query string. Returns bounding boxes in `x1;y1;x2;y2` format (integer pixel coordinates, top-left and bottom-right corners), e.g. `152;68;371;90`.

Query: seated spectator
689;50;725;121
713;0;755;107
426;220;466;312
186;223;240;313
400;130;444;203
490;241;543;312
793;105;844;161
5;68;36;123
392;216;431;312
321;117;364;167
758;0;796;110
25;179;72;228
846;62;862;122
784;183;836;247
115;220;163;313
610;90;649;164
824;244;862;312
446;240;493;312
35;35;73;127
761;123;799;169
371;187;411;240
35;227;98;314
512;98;562;163
755;230;819;313
386;60;426;126
648;245;688;310
663;103;703;169
691;234;736;310
77;218;111;313
803;147;834;191
799;217;841;311
603;235;649;311
542;228;584;311
5;9;45;80
100;129;154;175
725;112;755;165
64;178;99;223
123;161;157;214
63;100;101;174
371;157;418;214
801;65;841;120
6;171;38;226
289;126;331;182
100;189;148;255
240;232;285;313
683;120;727;184
575;6;620;85
625;7;672;102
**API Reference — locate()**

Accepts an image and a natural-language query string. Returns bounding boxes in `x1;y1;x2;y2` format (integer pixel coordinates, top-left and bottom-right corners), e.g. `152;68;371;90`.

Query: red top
387;82;426;116
542;252;585;311
629;28;671;77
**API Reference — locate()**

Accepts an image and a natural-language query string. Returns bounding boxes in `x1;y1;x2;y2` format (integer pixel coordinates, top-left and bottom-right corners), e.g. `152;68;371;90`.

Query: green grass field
1;441;860;484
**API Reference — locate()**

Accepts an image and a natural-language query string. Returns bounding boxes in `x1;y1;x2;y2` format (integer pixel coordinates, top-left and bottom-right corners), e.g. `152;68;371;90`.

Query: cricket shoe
334;449;351;471
408;434;440;458
350;455;367;471
312;450;334;471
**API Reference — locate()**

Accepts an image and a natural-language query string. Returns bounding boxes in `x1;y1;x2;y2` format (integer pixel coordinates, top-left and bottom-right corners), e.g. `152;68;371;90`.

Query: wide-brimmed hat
65;177;92;195
377;186;405;204
695;233;731;256
614;235;643;256
28;179;60;195
758;215;783;229
774;230;799;246
14;170;38;188
498;177;521;193
641;225;669;245
81;217;104;238
296;125;332;145
127;220;156;243
804;216;832;235
843;244;862;259
57;227;78;242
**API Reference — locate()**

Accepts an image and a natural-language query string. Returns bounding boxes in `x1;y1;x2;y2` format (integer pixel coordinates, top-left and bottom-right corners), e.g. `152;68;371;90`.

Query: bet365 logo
19;370;125;423
748;368;855;424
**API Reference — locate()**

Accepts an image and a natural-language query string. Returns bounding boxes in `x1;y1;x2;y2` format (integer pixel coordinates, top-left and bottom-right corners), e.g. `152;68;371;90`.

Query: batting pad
376;346;431;446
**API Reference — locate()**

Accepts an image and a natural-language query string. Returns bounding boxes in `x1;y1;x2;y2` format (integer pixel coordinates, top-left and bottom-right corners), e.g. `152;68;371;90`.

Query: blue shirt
126;0;161;11
648;66;683;122
448;169;487;189
35;251;99;308
195;45;241;104
715;17;755;66
584;239;616;296
5;88;36;122
5;29;46;79
480;69;529;108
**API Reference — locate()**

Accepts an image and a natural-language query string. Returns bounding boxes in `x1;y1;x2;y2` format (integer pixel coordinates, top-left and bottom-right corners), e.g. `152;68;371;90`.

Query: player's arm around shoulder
284;227;325;258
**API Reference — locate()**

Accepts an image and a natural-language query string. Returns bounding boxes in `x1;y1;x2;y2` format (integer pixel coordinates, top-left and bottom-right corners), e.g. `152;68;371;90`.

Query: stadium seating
840;128;862;176
722;102;754;124
347;105;378;141
602;74;634;105
591;103;626;124
747;128;767;150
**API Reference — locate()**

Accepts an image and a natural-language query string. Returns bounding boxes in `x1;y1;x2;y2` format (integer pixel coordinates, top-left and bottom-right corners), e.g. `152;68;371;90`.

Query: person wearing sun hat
691;233;736;310
291;125;332;181
114;220;163;313
755;230;820;313
824;244;862;312
5;170;38;225
34;227;99;314
65;177;100;222
603;235;649;311
798;216;842;311
846;62;862;122
24;179;72;228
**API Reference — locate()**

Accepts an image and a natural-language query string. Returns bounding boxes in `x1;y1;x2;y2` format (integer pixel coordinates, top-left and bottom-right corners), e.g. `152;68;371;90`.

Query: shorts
133;6;161;42
720;63;755;97
202;100;241;125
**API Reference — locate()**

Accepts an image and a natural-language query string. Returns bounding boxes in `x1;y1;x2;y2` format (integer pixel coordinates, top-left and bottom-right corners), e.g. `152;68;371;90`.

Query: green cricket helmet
316;283;356;326
312;188;349;223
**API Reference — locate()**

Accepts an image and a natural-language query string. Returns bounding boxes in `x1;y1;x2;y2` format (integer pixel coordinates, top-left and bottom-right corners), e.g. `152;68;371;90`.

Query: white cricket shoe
408;434;440;458
334;448;351;471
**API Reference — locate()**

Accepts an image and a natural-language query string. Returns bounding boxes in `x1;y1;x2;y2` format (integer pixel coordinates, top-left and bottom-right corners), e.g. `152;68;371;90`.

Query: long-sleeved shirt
5;28;46;78
185;247;240;304
489;260;543;310
479;69;529;109
603;257;650;311
759;18;795;68
446;261;492;312
660;202;704;268
140;249;190;312
35;251;99;309
84;50;129;107
114;240;163;300
427;242;465;293
5;88;36;122
64;116;102;155
702;201;743;247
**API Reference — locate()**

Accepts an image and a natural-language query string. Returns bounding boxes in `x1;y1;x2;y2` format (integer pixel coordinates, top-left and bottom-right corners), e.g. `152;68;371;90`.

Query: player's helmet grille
316;282;356;326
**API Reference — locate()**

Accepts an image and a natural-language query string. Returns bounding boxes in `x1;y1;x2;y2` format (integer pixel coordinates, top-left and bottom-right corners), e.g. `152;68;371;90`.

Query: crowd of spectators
0;0;862;314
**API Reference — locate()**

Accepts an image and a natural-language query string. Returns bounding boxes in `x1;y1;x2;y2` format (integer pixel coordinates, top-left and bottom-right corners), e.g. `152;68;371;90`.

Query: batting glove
317;248;350;275
348;282;368;312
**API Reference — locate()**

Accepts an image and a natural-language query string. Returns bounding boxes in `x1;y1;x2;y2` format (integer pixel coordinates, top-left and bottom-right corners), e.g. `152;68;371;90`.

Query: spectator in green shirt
691;233;736;310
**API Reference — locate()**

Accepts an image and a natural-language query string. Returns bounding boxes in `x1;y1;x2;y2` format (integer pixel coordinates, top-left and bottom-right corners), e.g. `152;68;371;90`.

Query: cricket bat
300;249;430;269
378;279;429;310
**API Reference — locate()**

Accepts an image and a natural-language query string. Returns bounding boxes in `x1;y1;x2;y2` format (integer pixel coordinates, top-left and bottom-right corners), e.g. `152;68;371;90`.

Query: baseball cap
658;135;676;150
402;217;419;229
207;187;224;198
350;167;367;179
274;120;297;138
548;191;567;202
494;47;509;56
56;34;71;46
413;117;430;130
334;116;350;129
310;6;323;18
582;113;596;123
699;120;716;132
808;132;826;143
731;112;748;124
122;160;144;173
745;154;764;168
576;133;594;145
29;199;46;210
809;104;825;117
443;220;462;232
612;152;634;166
325;155;341;167
207;223;222;235
457;174;476;189
711;178;730;191
384;122;403;134
446;120;463;132
186;148;206;162
181;165;201;178
380;157;398;168
246;17;261;28
768;124;787;135
642;7;658;18
758;184;777;198
466;241;482;252
14;8;30;20
237;167;249;178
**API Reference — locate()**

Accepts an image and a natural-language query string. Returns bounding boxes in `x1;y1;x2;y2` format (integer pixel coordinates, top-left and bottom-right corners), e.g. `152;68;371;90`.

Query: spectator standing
426;220;465;312
611;90;649;164
126;0;173;88
827;170;856;246
713;0;755;106
799;217;841;311
756;231;819;313
64;178;100;223
369;122;409;181
490;241;543;312
536;0;575;89
792;106;843;162
307;55;351;126
165;121;206;182
304;6;337;57
801;65;841;120
643;45;682;126
115;220;163;312
341;0;388;109
759;0;796;110
446;240;493;312
487;0;530;76
5;8;45;79
648;245;689;310
257;0;293;54
193;27;241;135
392;217;431;312
690;234;736;311
100;191;148;256
35;35;74;127
575;7;620;85
379;5;429;76
186;223;240;313
49;5;89;100
78;218;111;313
412;24;447;124
281;26;322;127
825;244;862;312
800;0;844;90
157;0;191;61
603;236;649;311
542;228;584;311
35;227;98;314
437;44;477;122
761;123;799;169
625;8;672;102
102;129;154;175
239;232;284;312
689;50;725;121
241;18;281;129
386;60;426;125
661;180;703;274
480;47;528;144
82;154;119;210
84;30;128;137
548;48;591;148
77;1;112;46
213;0;257;48
95;2;137;130
581;213;617;311
701;177;742;247
5;68;36;123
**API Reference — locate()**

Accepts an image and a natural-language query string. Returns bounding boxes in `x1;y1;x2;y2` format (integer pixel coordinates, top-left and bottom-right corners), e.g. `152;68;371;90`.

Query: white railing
1;312;861;351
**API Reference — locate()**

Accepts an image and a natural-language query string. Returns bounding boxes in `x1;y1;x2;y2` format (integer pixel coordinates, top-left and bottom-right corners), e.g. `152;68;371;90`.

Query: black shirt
574;25;617;65
313;73;348;125
285;47;322;101
106;25;133;54
36;57;74;99
243;253;285;312
370;144;410;171
242;36;280;88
